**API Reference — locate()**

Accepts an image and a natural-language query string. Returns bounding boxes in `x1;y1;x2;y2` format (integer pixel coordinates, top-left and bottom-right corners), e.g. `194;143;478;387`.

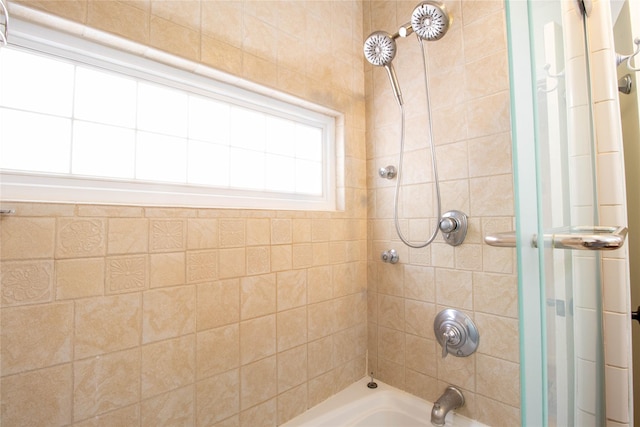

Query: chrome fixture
484;225;628;251
380;249;399;264
616;37;640;72
378;165;397;179
397;22;414;38
439;210;467;246
411;1;451;41
363;31;403;106
431;386;465;427
434;308;479;358
364;1;453;249
0;208;16;215
619;74;633;95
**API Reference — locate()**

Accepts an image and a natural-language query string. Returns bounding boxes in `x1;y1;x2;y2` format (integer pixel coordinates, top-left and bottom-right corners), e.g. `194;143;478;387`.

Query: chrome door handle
484;225;628;250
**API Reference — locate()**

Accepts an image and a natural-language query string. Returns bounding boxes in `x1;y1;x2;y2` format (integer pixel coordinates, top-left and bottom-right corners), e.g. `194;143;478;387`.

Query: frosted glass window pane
295;125;323;161
0;38;333;209
189;96;230;144
266;154;295;193
266;116;296;156
0;108;71;173
230;106;265;151
0;48;74;116
188;140;230;187
137;83;188;137
136;132;187;183
296;159;322;195
74;67;137;127
230;148;265;190
72;121;135;178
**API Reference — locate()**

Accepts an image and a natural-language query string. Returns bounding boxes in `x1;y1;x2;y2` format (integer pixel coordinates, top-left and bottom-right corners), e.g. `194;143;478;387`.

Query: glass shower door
497;1;626;425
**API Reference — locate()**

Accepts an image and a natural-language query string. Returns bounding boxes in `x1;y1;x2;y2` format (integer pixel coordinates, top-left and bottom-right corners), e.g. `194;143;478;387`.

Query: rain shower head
364;31;404;105
411;1;451;41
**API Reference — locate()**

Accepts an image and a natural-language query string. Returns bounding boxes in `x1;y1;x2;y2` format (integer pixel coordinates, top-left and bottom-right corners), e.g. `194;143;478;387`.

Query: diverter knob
381;249;399;264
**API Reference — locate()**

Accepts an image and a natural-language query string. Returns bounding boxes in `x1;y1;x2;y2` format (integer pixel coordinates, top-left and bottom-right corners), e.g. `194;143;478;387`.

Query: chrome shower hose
393;37;442;248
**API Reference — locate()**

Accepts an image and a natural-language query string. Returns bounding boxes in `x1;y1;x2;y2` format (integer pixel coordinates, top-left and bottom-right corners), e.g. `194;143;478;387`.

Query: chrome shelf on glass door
484;225;628;250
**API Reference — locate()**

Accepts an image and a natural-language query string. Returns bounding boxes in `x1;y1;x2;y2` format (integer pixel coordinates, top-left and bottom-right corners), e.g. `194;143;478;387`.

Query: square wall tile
1;217;55;260
195;369;239;426
197;279;239;330
143;286;196;343
2;302;73;375
73;348;140;421
150;220;186;252
141;335;195;399
240;273;276;320
277;307;308;352
56;218;106;258
150;252;185;288
240;315;276;365
277;383;307;425
105;255;148;295
1;260;54;307
277;345;307;393
277;269;307;311
1;364;72;426
141;385;194;426
108;218;149;254
75;294;141;359
197;324;239;379
56;257;104;300
240;356;277;410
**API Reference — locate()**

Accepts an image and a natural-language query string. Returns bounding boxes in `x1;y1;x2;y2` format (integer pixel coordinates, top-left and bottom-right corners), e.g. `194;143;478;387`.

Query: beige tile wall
0;1;368;426
364;1;520;426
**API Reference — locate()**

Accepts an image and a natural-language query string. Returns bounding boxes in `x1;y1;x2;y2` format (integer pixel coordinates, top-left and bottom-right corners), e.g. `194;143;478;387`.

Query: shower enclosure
497;1;630;425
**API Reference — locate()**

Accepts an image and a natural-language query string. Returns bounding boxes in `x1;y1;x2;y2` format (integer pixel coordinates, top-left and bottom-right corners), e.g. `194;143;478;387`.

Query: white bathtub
282;377;488;427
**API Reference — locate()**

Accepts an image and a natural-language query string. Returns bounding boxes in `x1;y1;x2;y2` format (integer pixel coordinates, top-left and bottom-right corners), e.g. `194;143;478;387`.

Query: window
0;19;340;210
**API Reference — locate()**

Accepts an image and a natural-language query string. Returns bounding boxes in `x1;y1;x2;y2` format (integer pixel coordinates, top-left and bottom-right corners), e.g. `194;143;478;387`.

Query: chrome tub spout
431;386;465;426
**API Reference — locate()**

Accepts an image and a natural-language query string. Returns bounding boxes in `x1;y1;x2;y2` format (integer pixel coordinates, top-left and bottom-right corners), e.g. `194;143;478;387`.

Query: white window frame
0;16;342;211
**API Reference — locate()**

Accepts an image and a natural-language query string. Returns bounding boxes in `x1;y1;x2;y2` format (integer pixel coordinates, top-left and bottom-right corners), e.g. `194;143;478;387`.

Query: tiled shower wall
364;1;520;426
0;1;368;426
586;0;633;424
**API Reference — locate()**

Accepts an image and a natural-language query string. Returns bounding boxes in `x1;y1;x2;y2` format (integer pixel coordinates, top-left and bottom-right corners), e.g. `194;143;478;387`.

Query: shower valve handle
441;326;461;358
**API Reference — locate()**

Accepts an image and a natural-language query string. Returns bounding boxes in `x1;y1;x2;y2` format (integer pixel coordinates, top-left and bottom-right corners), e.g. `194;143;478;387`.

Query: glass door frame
505;1;548;424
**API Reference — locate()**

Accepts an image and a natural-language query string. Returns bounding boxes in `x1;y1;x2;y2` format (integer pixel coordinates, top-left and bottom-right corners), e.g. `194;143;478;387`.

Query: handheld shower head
364;31;404;106
411;1;451;41
364;30;397;67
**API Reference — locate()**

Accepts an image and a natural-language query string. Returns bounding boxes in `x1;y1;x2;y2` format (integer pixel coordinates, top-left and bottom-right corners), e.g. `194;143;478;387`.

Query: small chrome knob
439;217;458;233
381;249;399;264
378;165;397;179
